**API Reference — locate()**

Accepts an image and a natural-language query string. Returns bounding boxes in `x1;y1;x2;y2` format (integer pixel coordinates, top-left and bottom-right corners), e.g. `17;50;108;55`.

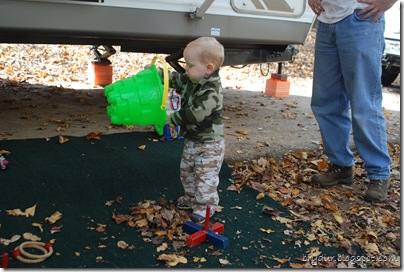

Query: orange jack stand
265;73;290;97
88;61;113;87
184;206;229;248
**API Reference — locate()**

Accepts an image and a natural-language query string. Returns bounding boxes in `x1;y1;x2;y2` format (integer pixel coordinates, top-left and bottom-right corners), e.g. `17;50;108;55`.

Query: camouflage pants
180;139;225;217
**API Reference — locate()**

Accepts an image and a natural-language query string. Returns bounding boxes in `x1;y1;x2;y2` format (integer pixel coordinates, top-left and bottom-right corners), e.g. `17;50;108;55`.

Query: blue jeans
311;10;391;180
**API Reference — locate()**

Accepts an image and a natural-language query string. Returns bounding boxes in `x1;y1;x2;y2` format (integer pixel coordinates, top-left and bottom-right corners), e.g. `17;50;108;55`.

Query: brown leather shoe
365;179;390;202
312;163;354;187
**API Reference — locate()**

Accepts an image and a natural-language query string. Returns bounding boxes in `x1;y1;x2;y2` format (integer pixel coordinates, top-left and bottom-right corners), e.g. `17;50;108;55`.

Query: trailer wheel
381;67;399;86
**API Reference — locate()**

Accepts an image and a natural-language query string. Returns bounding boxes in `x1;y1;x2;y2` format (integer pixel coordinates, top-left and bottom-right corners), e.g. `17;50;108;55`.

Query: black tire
381;67;399;86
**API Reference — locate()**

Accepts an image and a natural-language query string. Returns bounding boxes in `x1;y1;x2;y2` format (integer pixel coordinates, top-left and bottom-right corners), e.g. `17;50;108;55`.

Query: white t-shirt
317;0;369;24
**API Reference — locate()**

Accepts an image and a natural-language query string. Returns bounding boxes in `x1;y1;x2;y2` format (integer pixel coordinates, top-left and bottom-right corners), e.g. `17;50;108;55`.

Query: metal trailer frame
0;0;316;67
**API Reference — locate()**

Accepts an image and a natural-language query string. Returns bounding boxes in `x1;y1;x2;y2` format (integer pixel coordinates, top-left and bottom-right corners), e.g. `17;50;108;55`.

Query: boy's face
183;46;213;83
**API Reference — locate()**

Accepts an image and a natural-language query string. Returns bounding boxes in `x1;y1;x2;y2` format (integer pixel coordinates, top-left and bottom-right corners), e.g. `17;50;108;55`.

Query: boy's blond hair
186;36;224;69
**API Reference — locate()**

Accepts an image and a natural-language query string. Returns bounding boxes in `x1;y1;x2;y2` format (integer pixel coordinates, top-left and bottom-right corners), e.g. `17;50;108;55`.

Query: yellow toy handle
151;56;169;111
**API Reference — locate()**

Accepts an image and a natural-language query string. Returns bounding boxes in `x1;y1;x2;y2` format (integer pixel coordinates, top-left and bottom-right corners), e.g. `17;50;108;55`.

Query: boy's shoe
176;196;192;210
365;179;390;202
312;163;354;187
190;213;205;224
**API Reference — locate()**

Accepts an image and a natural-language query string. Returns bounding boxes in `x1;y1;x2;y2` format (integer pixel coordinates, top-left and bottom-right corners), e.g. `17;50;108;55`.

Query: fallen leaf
25;204;37;217
261;206;283;216
236;130;248;135
156;242;168;252
6;208;25;216
96;224;106;232
45;211;62;224
51;225;63;234
308;247;322;258
294;150;308;160
138;145;146;150
56;123;69;132
86;131;101;140
260;228;276;234
6;204;36;217
256;192;265;200
227;183;239;192
320;194;333;204
275;216;294;224
32;223;43;233
58;135;69;144
237;136;249;141
281;198;293;206
135;218;148;228
317;158;328;171
157;254;187;266
363;242;380;254
23;232;41;241
0;234;21;246
49;118;63;123
282;113;297;119
105;200;115;206
112;213;131;224
386;232;396;241
219;258;231;265
382;215;395;226
117;240;129;249
333;213;344;224
154;230;167;237
193;257;207;263
271;256;290;263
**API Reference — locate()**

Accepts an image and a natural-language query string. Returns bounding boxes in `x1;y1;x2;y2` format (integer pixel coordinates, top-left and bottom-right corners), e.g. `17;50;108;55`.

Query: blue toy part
163;123;183;141
206;230;229;249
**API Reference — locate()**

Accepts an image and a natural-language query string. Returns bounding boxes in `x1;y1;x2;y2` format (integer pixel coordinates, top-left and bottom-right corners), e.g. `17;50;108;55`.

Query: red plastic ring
44;243;52;250
13;249;20;258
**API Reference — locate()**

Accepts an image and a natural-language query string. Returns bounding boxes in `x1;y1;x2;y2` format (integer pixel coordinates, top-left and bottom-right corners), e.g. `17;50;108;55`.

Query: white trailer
0;0;316;69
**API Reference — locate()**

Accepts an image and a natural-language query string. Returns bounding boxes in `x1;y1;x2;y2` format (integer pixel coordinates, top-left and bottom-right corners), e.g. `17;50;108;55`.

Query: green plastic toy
104;56;169;135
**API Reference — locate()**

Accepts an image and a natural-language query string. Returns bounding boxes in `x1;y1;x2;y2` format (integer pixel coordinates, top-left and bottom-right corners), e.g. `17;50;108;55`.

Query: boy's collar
198;69;220;84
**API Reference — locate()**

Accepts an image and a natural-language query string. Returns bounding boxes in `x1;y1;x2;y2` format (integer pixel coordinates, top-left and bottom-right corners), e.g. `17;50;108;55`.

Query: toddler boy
165;37;225;223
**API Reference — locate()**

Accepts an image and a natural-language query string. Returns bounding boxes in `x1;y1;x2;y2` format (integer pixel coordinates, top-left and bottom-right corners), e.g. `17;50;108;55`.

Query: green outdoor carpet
0;132;355;268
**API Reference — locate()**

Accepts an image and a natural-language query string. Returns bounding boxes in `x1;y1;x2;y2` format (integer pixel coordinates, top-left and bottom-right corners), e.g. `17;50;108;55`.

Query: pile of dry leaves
112;197;189;266
230;143;400;268
111;196;190;251
110;196;228;267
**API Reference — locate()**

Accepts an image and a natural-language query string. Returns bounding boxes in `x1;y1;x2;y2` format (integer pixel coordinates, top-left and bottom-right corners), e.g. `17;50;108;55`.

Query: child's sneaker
176;196;192;210
190;213;205;224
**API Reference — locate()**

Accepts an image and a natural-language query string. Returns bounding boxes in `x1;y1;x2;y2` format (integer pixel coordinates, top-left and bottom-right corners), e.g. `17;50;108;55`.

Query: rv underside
0;0;315;66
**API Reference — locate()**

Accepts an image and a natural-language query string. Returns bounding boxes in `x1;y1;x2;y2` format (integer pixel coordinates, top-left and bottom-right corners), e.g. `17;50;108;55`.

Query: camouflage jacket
160;69;224;142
